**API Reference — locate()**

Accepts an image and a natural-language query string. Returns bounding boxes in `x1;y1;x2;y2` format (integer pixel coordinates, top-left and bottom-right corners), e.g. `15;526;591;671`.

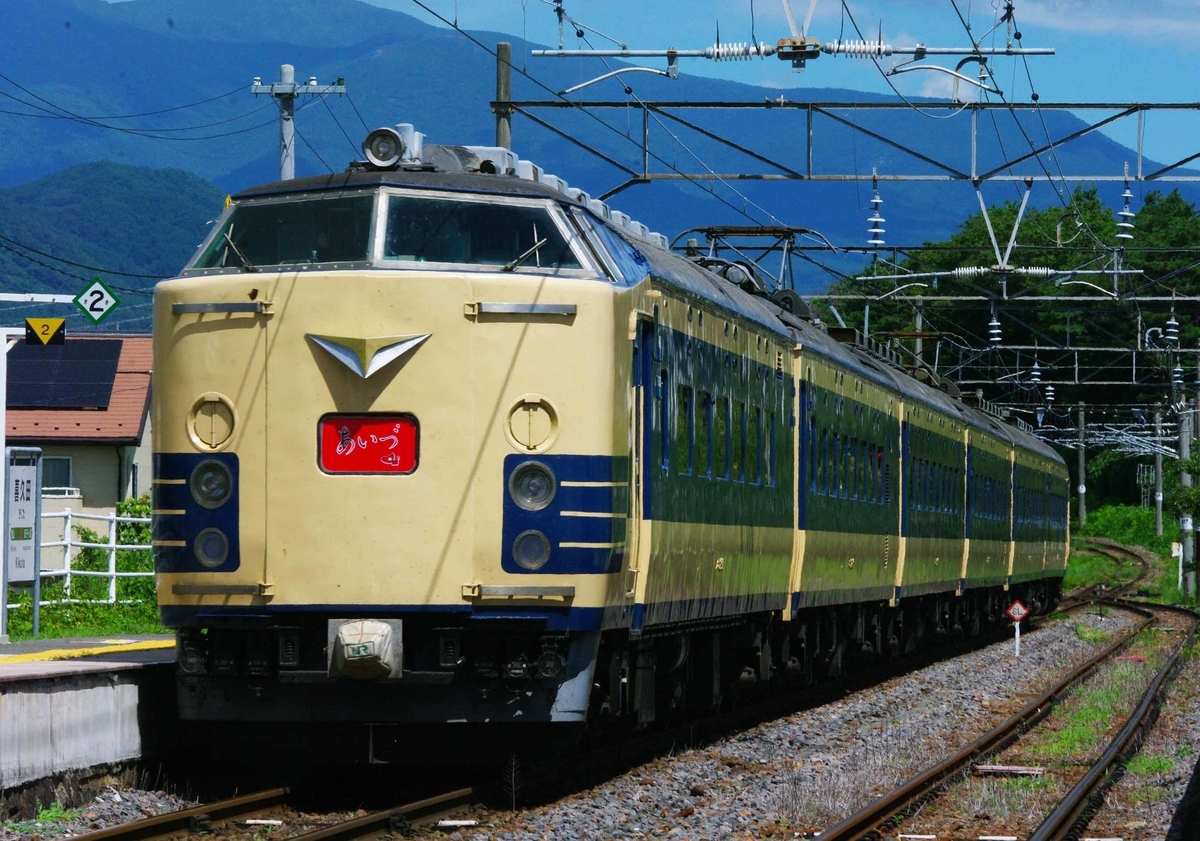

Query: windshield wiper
502;237;548;272
223;230;259;273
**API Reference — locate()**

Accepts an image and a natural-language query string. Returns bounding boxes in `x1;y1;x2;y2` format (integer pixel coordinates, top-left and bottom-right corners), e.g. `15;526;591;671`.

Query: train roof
227;142;1063;468
232;167;569;203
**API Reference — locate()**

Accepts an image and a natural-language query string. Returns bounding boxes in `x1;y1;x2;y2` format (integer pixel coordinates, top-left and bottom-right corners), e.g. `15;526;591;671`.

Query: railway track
71;786;476;841
1058;538;1149;610
818;541;1198;841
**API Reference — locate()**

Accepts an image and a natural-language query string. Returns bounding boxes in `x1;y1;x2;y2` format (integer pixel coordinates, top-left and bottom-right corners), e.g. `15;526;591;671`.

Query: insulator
868;214;885;225
1166;315;1180;344
867;238;885;246
1016;266;1055;278
1122;187;1134;201
1045;384;1055;404
988;314;1002;344
704;41;771;60
1030;362;1041;384
868;228;885;235
822;39;894;58
952;266;988;279
1174;362;1185;386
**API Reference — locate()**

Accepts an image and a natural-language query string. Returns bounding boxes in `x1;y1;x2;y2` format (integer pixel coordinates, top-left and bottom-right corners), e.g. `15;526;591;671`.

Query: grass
4;496;169;641
4;800;82;833
953;773;1062;824
1028;662;1148;761
1126;753;1174;775
36;802;80;822
1074;623;1112;644
1064;550;1133;591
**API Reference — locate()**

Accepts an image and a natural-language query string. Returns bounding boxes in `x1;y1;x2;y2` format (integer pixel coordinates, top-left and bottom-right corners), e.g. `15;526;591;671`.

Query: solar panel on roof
7;340;122;409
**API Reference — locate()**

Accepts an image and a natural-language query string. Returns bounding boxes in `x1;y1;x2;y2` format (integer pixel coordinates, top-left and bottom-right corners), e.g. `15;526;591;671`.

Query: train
152;122;1069;755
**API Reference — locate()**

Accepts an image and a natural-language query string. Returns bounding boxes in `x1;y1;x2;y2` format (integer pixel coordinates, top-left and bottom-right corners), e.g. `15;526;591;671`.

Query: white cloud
1017;1;1200;41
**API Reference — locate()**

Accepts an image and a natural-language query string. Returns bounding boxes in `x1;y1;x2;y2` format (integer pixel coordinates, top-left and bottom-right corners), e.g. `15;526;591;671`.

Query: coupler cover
327;619;403;680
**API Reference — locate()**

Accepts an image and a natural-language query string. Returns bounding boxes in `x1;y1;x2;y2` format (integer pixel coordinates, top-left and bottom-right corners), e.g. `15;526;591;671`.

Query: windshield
383;195;581;269
194;194;373;269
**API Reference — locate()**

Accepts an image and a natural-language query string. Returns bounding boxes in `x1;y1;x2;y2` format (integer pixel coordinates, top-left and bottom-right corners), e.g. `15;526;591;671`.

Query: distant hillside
0;163;224;327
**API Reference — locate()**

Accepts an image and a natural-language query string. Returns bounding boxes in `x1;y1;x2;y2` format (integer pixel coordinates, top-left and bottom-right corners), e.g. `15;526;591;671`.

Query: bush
1078;505;1177;558
5;495;166;639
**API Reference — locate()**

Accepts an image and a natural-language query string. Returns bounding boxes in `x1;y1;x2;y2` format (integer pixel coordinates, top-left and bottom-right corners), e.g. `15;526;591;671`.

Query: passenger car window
383;196;581;269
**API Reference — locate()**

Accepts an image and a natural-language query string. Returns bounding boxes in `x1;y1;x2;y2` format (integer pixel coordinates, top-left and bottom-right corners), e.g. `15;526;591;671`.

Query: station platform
0;634;177;789
0;634;174;679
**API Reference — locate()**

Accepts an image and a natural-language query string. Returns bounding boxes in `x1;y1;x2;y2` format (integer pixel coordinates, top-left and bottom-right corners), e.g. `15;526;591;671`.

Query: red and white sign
1006;600;1030;623
319;415;418;474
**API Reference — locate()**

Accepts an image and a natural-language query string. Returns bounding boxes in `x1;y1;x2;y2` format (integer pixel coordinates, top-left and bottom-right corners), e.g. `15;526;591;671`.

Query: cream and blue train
152;124;1068;739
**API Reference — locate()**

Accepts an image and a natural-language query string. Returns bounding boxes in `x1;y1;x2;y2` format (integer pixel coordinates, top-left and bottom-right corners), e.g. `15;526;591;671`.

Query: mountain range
1;0;1190;306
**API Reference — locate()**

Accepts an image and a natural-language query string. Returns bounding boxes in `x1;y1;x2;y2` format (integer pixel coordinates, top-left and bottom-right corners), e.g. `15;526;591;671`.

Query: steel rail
1058;540;1151;611
1031;599;1200;840
283;787;477;840
72;788;291;841
816;601;1155;841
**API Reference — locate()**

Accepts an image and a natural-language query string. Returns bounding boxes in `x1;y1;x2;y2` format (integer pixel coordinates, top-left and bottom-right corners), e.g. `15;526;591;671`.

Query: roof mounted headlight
363;127;405;168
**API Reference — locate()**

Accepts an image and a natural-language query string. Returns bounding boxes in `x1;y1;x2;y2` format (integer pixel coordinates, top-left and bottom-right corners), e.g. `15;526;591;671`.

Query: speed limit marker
1006;600;1030;623
1007;600;1029;657
74;277;121;325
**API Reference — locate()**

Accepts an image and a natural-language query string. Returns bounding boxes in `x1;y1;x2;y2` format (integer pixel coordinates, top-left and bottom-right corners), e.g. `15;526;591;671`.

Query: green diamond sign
75;277;121;325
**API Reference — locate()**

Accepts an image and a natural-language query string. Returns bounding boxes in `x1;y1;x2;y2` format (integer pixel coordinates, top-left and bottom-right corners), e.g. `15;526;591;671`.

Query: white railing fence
15;509;153;607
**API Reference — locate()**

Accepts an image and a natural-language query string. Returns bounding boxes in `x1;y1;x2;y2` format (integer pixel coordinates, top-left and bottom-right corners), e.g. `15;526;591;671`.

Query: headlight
363;127;405;168
508;461;556;511
194;528;229;568
190;459;232;509
512;530;551;570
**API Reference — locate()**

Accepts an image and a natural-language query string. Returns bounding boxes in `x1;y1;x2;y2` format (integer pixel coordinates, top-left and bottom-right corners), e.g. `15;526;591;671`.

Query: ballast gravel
434;610;1133;840
1;788;197;840
0;612;1149;841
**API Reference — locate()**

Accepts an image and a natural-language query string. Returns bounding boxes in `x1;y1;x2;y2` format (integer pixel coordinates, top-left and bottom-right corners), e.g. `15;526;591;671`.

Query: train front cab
153;175;645;730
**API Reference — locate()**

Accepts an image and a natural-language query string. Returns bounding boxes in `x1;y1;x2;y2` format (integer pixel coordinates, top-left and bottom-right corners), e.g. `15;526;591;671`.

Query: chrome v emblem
306;333;431;378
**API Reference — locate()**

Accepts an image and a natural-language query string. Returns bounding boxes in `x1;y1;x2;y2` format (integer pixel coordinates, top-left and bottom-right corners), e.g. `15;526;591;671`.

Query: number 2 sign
74;277;121;325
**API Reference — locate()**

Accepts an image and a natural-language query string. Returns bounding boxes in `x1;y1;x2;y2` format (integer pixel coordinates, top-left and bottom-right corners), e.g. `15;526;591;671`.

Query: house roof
7;335;152;446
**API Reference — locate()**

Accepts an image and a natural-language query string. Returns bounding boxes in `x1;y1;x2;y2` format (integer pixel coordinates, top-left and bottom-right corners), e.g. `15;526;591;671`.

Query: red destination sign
319;415;418;474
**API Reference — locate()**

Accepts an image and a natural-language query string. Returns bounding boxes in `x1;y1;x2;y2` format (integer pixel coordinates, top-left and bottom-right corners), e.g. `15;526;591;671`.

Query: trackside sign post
1007;599;1030;658
0;448;42;642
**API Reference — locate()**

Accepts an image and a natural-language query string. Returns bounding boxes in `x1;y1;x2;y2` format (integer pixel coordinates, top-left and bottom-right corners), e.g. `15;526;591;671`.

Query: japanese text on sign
319;416;418;474
6;464;37;584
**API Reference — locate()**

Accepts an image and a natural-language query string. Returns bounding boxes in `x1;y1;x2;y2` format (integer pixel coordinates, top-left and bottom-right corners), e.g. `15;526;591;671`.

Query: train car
152;123;1068;755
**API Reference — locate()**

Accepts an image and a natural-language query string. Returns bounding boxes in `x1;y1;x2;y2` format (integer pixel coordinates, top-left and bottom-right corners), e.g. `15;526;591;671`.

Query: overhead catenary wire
571;26;784;226
406;0;788;228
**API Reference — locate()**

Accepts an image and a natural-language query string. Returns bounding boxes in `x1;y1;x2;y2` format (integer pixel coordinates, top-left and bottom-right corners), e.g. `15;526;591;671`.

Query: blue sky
372;0;1198;164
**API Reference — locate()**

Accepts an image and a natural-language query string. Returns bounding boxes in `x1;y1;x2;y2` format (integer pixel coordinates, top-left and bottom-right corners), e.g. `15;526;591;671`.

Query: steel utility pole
1155;405;1163;537
1076;405;1087;529
1181;409;1193;596
252;65;346;181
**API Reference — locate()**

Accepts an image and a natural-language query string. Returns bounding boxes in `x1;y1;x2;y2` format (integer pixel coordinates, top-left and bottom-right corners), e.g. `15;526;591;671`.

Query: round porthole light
508;461;556;511
194;528;229;568
190;459;233;509
363;127;405;168
512;530;551;570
